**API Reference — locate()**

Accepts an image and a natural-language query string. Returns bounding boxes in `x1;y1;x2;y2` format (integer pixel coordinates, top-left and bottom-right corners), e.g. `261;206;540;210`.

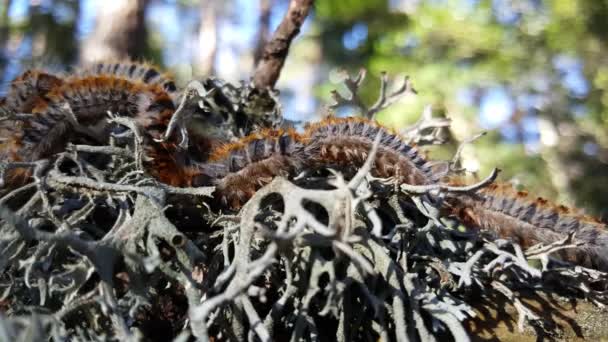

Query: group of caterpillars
0;61;606;272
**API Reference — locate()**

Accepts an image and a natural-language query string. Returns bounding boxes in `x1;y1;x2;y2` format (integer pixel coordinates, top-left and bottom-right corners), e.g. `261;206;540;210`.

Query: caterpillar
445;182;608;271
2;75;173;160
0;64;230;190
200;128;303;208
200;117;443;208
0;73;181;187
300;116;444;184
0;63;255;189
74;61;240;159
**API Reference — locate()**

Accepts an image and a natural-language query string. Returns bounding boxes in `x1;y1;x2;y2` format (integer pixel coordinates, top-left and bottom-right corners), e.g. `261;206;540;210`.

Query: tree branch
252;0;314;89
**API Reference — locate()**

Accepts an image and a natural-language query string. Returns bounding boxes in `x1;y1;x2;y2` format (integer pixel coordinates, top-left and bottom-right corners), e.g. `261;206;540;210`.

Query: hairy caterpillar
446;182;608;271
0;73;179;187
0;63;247;189
300;117;444;184
4;76;173;159
200;128;303;207
200;117;442;208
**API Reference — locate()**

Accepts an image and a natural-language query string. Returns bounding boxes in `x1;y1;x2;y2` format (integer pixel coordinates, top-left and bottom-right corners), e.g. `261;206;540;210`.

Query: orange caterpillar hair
445;182;608;271
76;60;179;101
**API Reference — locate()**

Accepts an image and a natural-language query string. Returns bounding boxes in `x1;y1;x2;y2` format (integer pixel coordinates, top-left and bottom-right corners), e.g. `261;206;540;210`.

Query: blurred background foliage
1;0;607;218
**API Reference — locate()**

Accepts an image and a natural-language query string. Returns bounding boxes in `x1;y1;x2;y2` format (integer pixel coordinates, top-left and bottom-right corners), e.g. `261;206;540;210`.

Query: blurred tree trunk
536;117;576;205
0;0;11;46
1;0;78;86
195;0;218;76
253;0;273;66
27;0;79;64
80;0;149;63
0;0;12;75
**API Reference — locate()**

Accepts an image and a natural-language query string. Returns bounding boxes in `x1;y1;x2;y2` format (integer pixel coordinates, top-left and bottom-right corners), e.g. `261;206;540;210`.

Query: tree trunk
195;0;218;76
80;0;149;63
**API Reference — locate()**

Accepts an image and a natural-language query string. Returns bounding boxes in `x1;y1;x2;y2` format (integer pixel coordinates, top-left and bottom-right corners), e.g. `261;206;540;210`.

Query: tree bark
252;0;313;89
80;0;149;63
